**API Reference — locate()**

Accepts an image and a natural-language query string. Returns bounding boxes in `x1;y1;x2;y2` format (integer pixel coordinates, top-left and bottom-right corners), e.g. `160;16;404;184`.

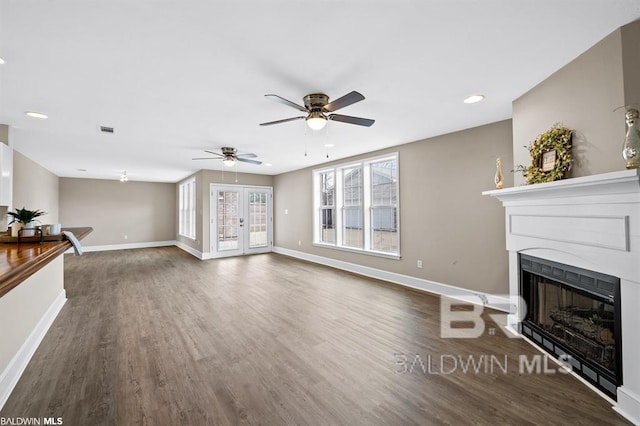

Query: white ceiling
1;0;639;183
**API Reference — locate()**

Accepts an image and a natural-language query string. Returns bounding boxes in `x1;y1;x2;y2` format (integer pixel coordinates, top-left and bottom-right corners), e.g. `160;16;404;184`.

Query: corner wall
512;21;640;185
13;150;59;224
274;120;513;295
176;170;274;255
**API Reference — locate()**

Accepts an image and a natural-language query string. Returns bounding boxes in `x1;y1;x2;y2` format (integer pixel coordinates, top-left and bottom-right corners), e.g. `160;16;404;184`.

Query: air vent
99;125;114;134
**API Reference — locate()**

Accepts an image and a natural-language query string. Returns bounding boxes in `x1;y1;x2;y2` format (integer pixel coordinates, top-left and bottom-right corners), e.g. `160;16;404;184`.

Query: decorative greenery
8;207;47;225
515;125;573;184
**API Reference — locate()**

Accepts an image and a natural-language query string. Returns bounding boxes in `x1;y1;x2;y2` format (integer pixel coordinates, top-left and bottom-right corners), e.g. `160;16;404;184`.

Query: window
342;166;363;248
319;171;335;244
370;159;398;253
313;153;399;257
179;177;196;239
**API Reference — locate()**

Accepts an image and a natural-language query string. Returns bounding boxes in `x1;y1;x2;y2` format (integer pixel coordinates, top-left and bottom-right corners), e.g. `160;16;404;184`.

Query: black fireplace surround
520;254;622;400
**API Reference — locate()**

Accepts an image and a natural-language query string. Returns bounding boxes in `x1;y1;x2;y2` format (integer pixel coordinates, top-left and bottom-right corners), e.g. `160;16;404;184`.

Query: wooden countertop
0;227;92;298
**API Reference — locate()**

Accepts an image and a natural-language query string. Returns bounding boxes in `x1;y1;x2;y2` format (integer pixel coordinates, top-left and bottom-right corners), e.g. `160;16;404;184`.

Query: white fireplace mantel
484;169;640;425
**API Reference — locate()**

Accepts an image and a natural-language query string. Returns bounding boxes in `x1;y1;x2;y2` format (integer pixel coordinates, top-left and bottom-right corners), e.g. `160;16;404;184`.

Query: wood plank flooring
0;247;630;425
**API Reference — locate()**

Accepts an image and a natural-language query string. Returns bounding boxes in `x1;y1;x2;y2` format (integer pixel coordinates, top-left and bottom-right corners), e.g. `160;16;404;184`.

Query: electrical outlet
417;260;423;269
298;240;302;246
124;235;128;240
285;209;289;215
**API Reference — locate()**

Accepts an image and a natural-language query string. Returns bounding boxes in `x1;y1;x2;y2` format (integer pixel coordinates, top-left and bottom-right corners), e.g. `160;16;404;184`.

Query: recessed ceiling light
324;143;335;148
25;111;48;119
0;57;5;65
76;168;87;172
264;163;272;167
463;94;485;104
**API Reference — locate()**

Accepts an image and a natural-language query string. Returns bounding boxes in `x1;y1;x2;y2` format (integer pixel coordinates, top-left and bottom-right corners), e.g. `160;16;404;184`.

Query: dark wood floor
1;247;630;425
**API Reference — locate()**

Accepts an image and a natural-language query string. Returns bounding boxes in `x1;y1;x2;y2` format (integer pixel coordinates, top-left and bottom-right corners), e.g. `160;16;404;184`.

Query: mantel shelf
482;169;640;203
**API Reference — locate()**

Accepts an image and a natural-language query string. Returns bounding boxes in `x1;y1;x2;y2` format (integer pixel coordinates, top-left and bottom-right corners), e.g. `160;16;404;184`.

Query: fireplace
520;254;621;399
484;169;640;424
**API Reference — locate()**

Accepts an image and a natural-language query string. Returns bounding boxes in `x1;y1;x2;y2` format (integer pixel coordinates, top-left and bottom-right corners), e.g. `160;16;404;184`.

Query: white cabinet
0;143;12;206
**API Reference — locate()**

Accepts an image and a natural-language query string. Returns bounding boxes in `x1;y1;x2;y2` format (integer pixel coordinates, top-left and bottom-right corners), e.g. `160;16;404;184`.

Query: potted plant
8;207;47;237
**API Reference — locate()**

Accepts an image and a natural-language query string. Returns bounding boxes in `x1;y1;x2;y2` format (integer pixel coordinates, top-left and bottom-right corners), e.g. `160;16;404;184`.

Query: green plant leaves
516;125;573;184
7;207;47;224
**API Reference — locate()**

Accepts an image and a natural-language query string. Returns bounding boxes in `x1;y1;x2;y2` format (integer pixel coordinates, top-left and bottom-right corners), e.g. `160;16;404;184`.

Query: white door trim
210;184;273;258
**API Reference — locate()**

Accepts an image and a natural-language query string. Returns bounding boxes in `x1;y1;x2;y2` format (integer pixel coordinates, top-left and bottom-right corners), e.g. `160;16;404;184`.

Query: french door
211;185;273;257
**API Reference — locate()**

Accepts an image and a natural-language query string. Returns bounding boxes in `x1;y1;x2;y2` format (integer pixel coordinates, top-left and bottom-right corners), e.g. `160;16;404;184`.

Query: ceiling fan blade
323;91;365;112
259;116;305;126
237;153;257;158
192;157;222;160
328;114;375;127
264;94;308;112
236;157;262;165
204;150;224;157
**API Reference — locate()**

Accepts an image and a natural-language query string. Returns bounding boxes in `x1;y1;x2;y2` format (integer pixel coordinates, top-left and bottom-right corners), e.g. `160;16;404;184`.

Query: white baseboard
615;387;640;426
174;241;206;259
65;240;177;254
77;240;176;253
0;290;66;410
273;246;510;312
64;239;210;260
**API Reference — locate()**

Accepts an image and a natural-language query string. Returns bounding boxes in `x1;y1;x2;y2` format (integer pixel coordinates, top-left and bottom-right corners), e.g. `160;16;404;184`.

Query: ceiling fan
260;90;375;130
192;147;262;167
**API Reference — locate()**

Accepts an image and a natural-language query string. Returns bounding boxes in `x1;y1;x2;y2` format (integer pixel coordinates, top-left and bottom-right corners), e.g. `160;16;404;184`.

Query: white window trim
179;177;196;240
313;153;400;259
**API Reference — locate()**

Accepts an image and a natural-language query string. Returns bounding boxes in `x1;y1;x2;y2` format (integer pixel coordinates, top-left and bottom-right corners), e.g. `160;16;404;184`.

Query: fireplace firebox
520;254;622;400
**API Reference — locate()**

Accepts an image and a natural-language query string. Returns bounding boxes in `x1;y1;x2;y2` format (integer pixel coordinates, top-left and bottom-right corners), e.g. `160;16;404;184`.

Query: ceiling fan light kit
306;111;327;130
260;91;375;129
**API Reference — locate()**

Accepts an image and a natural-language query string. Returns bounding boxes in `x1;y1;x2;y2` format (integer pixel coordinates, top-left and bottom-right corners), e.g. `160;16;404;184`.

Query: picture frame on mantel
540;150;557;173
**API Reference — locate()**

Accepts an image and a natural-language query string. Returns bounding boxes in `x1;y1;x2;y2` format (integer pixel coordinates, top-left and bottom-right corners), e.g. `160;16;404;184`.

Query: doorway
210;185;273;257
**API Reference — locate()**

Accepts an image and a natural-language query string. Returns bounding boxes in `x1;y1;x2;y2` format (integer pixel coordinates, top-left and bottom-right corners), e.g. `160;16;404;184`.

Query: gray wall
13;150;59;224
59;178;176;247
176;170;274;254
621;21;640;105
274;120;513;295
512;21;640;185
0;125;8;145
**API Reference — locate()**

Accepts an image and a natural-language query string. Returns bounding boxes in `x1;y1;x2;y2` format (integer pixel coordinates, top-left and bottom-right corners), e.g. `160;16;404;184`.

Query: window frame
179;177;196;240
318;170;336;244
341;165;364;249
369;157;399;254
313;153;400;259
